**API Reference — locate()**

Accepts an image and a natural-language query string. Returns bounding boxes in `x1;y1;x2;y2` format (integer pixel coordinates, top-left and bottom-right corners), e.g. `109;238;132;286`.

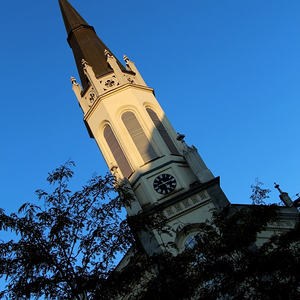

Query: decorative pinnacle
104;49;112;58
123;55;129;63
274;182;294;207
110;165;118;172
81;59;89;66
110;165;121;182
176;132;186;141
274;182;283;194
70;76;77;85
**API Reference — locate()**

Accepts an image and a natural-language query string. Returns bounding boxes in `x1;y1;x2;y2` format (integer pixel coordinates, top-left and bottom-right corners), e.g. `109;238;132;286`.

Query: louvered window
122;111;158;163
146;108;179;155
103;125;133;178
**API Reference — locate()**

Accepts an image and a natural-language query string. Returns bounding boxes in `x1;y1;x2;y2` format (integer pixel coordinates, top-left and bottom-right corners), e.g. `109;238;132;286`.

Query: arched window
103;124;133;178
122;111;158;163
146;108;179;155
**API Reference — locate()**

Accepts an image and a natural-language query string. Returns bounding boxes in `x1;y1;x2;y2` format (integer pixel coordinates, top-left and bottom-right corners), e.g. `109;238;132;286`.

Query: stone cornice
84;84;154;122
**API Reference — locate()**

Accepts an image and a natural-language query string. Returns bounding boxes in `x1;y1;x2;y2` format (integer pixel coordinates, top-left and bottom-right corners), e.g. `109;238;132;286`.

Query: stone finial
110;165;118;172
176;131;214;182
110;165;121;182
176;132;189;152
121;54;147;86
70;76;77;85
123;54;129;63
104;49;112;58
176;132;186;142
81;59;89;66
123;55;132;72
274;182;282;194
104;50;128;85
274;182;294;207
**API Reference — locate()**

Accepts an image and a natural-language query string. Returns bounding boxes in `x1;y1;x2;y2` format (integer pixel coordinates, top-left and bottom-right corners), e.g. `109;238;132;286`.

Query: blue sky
0;0;299;217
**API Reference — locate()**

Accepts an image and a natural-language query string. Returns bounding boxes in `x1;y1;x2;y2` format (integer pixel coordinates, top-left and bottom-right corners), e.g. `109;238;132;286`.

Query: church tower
59;0;230;255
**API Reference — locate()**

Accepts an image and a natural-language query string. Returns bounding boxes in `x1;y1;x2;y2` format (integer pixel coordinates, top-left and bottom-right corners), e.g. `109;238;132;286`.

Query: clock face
153;174;177;195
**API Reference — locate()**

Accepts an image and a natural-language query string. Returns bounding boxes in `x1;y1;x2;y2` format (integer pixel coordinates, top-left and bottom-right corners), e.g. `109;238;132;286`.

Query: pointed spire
58;0;89;35
58;0;126;91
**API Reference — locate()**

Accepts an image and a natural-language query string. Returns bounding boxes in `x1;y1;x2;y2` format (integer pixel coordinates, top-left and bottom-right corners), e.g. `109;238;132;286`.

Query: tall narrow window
104;125;133;178
122;111;158;163
146;108;179;155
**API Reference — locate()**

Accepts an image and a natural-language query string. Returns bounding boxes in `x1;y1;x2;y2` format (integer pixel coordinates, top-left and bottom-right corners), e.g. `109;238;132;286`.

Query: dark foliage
0;161;133;299
1;164;299;299
250;178;271;205
111;206;300;300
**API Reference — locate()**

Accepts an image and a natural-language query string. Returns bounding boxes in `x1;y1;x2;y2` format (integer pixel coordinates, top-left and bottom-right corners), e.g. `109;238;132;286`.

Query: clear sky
0;0;299;217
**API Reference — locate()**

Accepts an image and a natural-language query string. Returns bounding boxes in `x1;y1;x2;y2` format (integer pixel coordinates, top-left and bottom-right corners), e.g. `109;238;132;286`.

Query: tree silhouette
0;163;299;299
0;161;133;299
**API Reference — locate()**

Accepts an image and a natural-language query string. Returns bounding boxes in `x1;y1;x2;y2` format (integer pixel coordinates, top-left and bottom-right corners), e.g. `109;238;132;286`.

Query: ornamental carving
164;191;210;217
127;77;135;84
105;79;115;88
99;75;120;92
183;199;191;208
174;203;182;212
82;87;97;108
89;91;96;102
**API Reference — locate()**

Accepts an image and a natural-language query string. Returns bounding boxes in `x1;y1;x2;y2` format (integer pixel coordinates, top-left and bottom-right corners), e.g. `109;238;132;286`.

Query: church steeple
59;0;229;256
58;0;126;91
